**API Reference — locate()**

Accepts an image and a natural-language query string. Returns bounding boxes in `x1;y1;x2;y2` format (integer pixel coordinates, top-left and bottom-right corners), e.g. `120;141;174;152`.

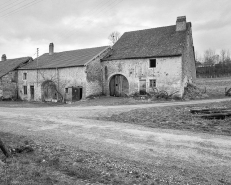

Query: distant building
0;55;32;99
102;16;196;97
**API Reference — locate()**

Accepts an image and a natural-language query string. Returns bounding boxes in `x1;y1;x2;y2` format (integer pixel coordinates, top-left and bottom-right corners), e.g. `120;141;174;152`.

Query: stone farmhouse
102;16;196;97
0;55;32;99
1;16;195;102
17;44;110;102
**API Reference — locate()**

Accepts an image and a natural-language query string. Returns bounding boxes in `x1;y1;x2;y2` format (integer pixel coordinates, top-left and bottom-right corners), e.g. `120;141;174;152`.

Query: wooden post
0;138;11;157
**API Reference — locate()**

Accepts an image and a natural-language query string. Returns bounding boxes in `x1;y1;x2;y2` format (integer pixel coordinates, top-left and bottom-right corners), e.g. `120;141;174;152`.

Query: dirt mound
183;83;208;100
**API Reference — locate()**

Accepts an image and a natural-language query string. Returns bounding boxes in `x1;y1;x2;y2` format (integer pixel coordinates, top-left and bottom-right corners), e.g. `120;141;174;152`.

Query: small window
150;79;156;88
23;86;27;95
65;88;68;93
149;59;156;68
23;73;27;80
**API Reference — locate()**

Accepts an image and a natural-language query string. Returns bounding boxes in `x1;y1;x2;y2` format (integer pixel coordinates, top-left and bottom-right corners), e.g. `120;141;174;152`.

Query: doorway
139;80;146;95
109;74;129;97
72;87;83;101
30;86;34;100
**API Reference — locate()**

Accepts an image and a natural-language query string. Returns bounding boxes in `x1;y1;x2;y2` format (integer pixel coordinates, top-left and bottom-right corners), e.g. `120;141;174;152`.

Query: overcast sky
0;0;230;59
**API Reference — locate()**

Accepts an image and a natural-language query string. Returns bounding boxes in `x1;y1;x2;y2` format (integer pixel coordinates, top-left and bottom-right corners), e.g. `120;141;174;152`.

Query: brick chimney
1;54;6;61
176;16;187;31
49;43;54;55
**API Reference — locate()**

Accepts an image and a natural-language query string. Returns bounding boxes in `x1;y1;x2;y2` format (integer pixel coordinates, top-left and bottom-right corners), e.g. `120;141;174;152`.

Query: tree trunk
0;138;11;157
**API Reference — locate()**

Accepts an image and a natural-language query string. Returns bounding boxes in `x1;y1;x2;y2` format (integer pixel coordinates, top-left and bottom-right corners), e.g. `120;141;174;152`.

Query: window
23;73;27;80
150;79;156;88
149;59;156;68
23;86;27;95
65;88;68;93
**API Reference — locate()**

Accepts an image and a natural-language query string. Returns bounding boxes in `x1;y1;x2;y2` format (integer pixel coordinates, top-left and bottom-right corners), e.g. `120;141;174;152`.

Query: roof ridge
40;45;109;56
6;56;32;61
123;22;191;34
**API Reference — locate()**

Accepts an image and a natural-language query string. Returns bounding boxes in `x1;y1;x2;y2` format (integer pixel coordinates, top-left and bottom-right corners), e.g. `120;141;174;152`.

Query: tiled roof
0;57;32;78
20;46;109;69
103;23;191;60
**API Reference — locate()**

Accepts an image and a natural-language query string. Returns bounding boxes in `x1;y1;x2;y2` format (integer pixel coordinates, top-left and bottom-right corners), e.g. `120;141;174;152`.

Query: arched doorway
109;74;129;97
41;80;58;102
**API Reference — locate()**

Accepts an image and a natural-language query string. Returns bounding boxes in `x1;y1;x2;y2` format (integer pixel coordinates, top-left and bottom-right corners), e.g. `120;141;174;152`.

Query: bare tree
204;49;216;65
220;49;226;63
108;31;121;45
225;50;231;64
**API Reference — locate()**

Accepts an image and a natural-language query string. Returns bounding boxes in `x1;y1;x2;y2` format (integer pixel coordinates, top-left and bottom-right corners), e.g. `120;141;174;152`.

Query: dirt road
0;98;231;180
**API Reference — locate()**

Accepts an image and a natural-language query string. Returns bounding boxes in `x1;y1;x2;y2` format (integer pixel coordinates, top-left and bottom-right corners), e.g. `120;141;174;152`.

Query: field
196;77;231;98
97;101;231;136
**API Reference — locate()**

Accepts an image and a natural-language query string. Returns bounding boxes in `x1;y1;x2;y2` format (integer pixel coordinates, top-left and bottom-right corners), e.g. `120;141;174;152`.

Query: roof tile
20;46;109;69
104;23;191;60
0;57;32;77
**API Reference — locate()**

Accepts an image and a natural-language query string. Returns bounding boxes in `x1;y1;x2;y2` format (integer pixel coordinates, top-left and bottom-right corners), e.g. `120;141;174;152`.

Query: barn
17;44;110;102
102;16;196;98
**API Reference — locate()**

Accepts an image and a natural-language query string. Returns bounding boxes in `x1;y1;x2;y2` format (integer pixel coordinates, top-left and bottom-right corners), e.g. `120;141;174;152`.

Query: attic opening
149;59;156;68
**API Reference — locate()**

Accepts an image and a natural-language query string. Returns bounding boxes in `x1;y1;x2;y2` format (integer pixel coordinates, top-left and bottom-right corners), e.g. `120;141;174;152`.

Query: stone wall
0;71;18;99
182;25;196;87
85;48;110;97
102;56;183;97
17;67;87;101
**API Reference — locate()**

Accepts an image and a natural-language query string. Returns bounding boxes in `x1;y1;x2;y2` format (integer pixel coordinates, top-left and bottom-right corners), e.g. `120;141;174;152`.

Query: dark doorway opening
30;86;34;100
72;87;83;101
109;74;129;97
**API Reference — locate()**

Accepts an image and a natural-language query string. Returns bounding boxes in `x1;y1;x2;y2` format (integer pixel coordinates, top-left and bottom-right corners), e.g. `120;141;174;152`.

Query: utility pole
37;48;39;86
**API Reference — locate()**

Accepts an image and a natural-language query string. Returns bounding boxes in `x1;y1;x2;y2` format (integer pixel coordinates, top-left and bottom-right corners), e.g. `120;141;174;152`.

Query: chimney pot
176;16;187;31
1;54;6;61
49;43;54;55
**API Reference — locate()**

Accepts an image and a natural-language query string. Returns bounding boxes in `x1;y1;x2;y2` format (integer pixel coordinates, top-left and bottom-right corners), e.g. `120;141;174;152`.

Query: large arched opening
109;74;129;97
41;80;58;102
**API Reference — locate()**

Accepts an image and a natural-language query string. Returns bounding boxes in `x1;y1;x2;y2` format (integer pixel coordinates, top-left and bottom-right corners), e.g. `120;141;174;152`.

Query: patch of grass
196;77;231;98
98;101;231;136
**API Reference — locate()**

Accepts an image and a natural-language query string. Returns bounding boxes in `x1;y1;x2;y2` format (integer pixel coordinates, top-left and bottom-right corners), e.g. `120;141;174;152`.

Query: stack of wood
190;107;231;119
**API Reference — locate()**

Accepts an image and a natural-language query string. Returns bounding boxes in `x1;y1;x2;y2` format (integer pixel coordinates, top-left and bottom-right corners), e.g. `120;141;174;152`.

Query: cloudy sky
0;0;230;59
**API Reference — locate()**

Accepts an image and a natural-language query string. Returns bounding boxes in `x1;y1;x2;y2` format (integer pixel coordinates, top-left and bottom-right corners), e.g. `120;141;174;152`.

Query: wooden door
72;87;79;101
139;80;146;95
115;75;120;97
72;87;82;101
110;76;115;96
110;75;129;97
30;86;34;100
